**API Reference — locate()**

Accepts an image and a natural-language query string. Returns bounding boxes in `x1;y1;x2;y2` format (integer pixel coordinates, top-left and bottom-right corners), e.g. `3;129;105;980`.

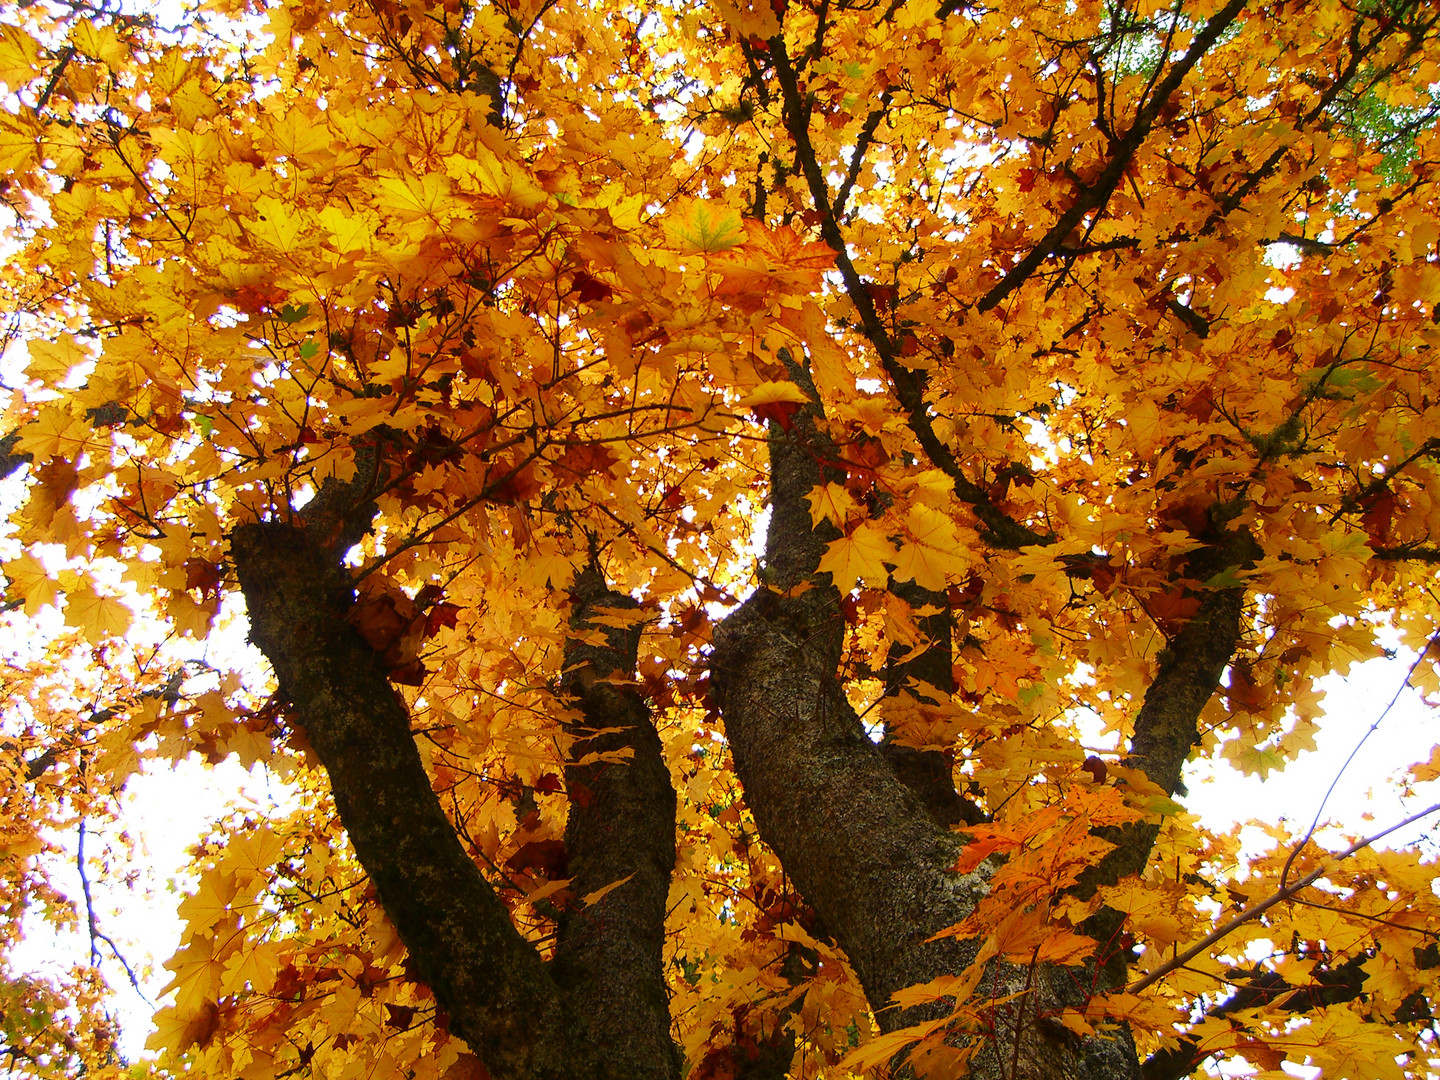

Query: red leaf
570;270;613;304
486;461;544;504
506;839;569;878
1149;587;1201;635
751;400;803;431
349;591;412;654
424;602;461;637
389;660;428;686
1160;495;1212;539
385;1004;416;1031
555;442;619;480
1091;561;1119;596
184;558;223;599
1226;659;1267;711
1361;490;1396;545
233;282;287;314
1082;755;1108;784
863;280;898;313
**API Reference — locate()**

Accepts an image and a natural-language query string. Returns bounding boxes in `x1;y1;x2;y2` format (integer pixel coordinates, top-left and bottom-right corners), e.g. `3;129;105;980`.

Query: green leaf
1203;566;1248;589
279;302;310;324
298;338;320;360
664;198;744;253
1302;364;1383;399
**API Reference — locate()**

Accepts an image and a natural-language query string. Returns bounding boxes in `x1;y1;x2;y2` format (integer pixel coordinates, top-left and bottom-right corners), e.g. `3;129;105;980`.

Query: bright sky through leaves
2;0;1440;1076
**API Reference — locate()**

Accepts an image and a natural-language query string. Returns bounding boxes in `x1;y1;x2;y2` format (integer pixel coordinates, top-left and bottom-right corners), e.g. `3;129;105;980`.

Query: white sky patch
13;756;291;1061
1185;647;1440;858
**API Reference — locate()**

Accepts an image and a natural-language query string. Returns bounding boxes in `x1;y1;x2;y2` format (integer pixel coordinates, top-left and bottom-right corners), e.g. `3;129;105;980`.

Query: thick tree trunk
232;522;603;1080
231;371;1244;1080
232;522;680;1080
710;397;1145;1079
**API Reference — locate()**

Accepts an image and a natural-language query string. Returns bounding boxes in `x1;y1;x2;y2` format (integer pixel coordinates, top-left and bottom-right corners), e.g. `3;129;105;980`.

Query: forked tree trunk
231;374;1241;1078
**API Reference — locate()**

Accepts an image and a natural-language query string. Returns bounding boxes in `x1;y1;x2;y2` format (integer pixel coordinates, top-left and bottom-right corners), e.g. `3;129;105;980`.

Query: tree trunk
231;366;1243;1079
709;393;1146;1079
232;522;680;1080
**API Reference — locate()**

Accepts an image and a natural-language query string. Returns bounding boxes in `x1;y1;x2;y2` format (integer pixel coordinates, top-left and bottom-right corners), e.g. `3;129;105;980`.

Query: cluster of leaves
0;0;1439;1075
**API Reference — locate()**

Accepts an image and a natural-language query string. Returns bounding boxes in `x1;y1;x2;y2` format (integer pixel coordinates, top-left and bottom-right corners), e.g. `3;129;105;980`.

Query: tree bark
881;578;985;829
232;521;604;1080
231;378;1250;1080
710;393;1143;1079
553;568;681;1080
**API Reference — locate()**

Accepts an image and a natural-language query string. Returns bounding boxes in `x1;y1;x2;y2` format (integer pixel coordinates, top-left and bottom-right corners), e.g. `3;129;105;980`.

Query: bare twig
1278;630;1440;890
76;818;150;998
1128;800;1440;997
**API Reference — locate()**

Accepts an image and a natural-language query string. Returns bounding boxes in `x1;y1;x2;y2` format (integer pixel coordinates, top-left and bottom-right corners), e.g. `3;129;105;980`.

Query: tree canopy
3;0;1440;1075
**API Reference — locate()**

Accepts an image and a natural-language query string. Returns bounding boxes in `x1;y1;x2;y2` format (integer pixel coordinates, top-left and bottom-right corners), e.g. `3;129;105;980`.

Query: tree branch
1141;956;1369;1080
1078;529;1260;905
0;431;32;482
977;0;1249;314
552;567;680;1080
1373;545;1440;563
230;522;603;1080
881;578;985;828
768;37;1049;550
712;381;1141;1079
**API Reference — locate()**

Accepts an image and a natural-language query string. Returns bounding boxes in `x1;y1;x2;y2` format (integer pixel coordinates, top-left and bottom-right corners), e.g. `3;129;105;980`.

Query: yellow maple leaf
243;194;307;255
63;580;133;644
818;521;894;593
663;198;744;253
736;380;810;407
4;551;60;615
891;503;970;591
806;482;857;528
444;147;549;210
16;404;90;459
0;25;40;91
583;871;636;907
69;19;129;69
375;172;456;223
177;874;240;931
222;825;285;879
1408;743;1440;784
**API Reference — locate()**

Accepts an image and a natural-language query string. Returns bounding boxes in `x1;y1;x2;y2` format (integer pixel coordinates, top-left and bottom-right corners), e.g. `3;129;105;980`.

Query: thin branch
1278;629;1440;889
833;92;893;220
768;36;1049;549
34;46;76;114
1373;545;1440;563
977;0;1249;314
76;819;149;997
1128;800;1440;997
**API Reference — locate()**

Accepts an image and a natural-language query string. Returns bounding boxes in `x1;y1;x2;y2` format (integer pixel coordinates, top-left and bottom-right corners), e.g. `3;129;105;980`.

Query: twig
76;818;151;999
34;46;76;114
1279;629;1439;890
1128;800;1440;996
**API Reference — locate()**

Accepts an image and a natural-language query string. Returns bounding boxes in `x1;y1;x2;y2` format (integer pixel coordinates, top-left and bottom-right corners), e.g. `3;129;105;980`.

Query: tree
2;0;1440;1075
